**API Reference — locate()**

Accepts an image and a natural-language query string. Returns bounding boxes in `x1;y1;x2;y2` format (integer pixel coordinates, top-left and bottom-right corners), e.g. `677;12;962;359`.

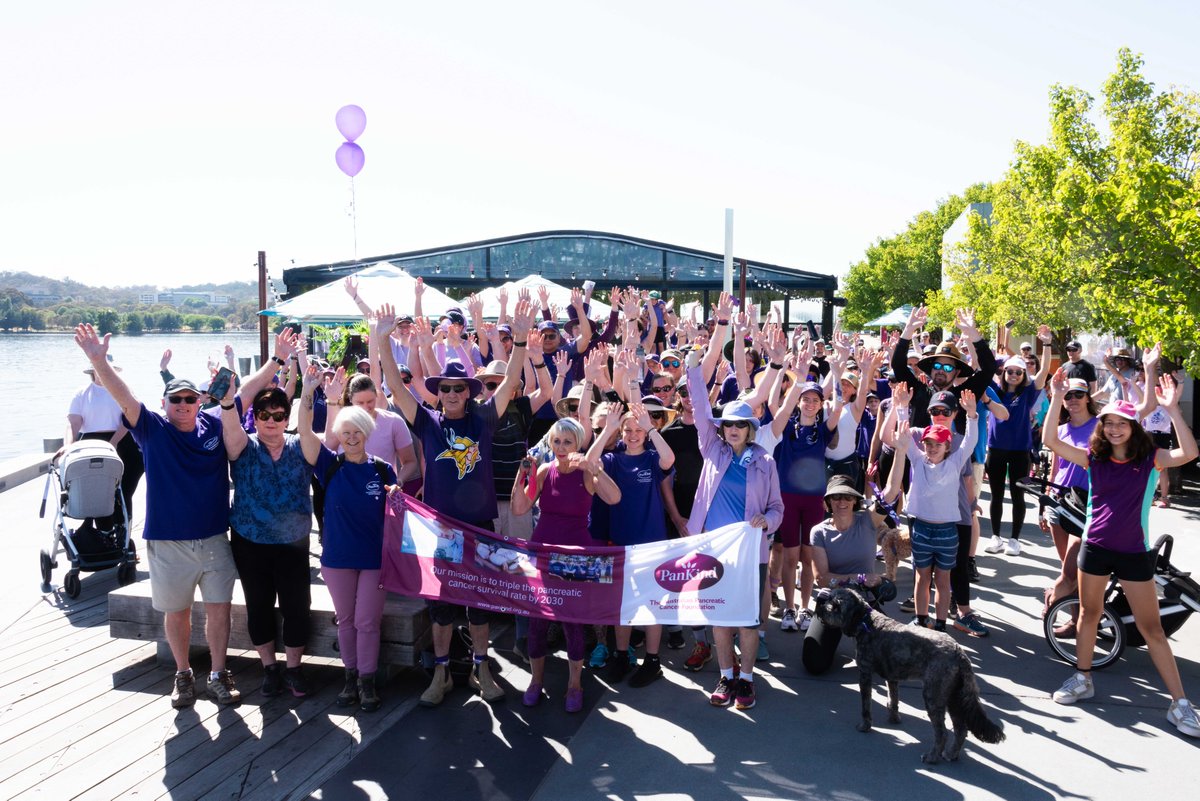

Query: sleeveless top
531;462;593;547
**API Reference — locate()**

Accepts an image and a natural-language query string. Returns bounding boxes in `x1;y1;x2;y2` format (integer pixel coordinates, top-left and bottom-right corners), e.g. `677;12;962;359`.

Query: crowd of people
69;280;1200;738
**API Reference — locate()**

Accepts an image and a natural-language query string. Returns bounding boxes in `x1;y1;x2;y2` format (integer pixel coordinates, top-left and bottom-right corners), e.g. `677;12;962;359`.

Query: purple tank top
531;463;593;547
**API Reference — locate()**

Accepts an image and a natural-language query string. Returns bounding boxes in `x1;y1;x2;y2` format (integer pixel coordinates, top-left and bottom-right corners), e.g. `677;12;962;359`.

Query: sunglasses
677;387;690;398
167;395;198;405
439;384;469;394
1064;391;1087;400
930;363;956;373
649;411;666;420
593;427;604;435
255;410;288;423
721;420;750;429
567;402;579;412
828;495;857;503
542;331;559;338
661;359;681;368
1066;346;1080;353
651;385;674;394
1004;368;1025;376
929;408;954;417
483;381;502;391
500;337;513;344
402;375;413;384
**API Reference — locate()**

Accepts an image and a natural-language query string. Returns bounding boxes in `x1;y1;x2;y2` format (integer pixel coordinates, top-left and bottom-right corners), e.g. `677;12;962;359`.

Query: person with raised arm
73;323;297;709
379;300;535;707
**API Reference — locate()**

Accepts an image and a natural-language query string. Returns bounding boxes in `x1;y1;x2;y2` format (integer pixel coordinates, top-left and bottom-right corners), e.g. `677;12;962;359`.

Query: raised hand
955;308;980;339
517;286;532;305
274;327;298;359
159;348;172;371
526;328;543;354
467;293;483;319
511;299;536;337
343;276;359;298
1049;366;1068;396
961;389;978;418
325;366;347;402
302;364;322;394
497;285;508;306
764;323;787;365
413;276;425;298
903;305;928;337
74;323;109;362
714;291;734;322
552;348;569;373
892;380;912;408
1143;341;1162;372
1155;374;1180;408
1037;324;1053;344
537;284;551;309
629;401;653;432
374;303;397;335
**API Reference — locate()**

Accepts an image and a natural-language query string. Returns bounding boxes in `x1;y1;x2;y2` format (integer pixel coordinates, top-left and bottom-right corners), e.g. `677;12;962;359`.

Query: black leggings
950;523;973;608
230;529;312;648
986;448;1031;541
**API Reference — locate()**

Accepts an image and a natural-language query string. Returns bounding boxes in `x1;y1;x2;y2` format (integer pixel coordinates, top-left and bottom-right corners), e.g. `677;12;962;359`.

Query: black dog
816;588;1005;763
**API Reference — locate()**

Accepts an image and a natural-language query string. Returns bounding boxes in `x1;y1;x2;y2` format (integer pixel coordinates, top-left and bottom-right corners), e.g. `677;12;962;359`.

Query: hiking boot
419;665;453;707
588;643;609;669
898;596;916;614
685;642;712;672
953;613;989;638
799;609;813;632
336;668;360;708
284;666;310;698
359;673;381;712
1053;671;1094;705
780;608;799;632
710;676;735;707
734;678;756;710
207;670;241;705
628;655;663;688
667;629;686;650
470;661;505;702
1004;538;1022;556
261;663;284;698
171;669;196;709
1167;698;1200;738
984;536;1005;554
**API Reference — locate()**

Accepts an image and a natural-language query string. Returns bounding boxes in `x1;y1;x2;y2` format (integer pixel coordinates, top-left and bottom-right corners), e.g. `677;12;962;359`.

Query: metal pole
258;251;269;362
723;209;734;295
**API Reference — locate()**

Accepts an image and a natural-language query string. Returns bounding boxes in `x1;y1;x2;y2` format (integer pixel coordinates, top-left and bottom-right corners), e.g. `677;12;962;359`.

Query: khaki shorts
146;534;237;613
494;499;534;540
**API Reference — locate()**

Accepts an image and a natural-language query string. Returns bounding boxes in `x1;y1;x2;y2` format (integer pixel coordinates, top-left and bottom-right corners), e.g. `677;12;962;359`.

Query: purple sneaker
565;687;583;713
522;682;543;707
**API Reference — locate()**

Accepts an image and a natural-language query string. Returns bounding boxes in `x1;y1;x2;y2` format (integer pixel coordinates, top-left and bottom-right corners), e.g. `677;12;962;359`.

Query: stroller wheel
117;561;137;586
63;571;82;599
39;550;54;593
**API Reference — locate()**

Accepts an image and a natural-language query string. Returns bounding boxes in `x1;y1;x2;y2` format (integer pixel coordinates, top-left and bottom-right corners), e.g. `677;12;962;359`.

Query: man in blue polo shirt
75;323;295;709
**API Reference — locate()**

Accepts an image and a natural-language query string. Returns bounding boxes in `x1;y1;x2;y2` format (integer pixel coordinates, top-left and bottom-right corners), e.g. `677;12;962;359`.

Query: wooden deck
0;562;428;801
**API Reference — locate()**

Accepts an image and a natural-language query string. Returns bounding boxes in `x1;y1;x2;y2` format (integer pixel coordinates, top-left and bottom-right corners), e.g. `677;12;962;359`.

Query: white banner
620;522;762;627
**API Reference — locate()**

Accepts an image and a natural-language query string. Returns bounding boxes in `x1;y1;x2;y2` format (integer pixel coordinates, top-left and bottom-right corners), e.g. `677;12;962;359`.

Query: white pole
723;208;734;295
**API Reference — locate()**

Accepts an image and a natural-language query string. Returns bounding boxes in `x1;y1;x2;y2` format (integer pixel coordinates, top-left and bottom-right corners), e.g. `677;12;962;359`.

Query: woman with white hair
298;366;397;714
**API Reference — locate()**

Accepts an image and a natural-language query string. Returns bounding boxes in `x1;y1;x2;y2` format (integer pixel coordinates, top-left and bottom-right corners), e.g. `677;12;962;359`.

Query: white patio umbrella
260;262;462;323
465;274;611;321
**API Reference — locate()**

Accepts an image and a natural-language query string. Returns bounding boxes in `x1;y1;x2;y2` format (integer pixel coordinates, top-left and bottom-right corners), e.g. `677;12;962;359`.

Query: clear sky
2;1;1196;288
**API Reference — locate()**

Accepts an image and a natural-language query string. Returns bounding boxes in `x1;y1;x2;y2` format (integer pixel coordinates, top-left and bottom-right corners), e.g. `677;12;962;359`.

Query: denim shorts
910;519;958;570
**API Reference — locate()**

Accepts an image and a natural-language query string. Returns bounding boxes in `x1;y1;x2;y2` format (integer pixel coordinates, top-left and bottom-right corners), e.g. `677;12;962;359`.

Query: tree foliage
941;49;1200;371
841;185;990;329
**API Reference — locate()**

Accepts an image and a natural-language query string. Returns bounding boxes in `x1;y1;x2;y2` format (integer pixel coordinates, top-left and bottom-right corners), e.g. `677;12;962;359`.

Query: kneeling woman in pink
298;366;397;713
684;349;784;711
511;418;621;712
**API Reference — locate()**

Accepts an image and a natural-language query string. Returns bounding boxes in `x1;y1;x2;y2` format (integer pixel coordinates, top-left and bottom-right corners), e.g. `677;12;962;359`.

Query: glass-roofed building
281;230;841;332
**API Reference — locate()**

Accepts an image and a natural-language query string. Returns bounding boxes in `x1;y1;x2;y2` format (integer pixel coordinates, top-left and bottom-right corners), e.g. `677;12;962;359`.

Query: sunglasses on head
439;384;468;394
930;363;956;373
483;381;502;391
721;420;750;429
1064;391;1087;400
254;410;288;423
661;359;681;368
167;395;198;405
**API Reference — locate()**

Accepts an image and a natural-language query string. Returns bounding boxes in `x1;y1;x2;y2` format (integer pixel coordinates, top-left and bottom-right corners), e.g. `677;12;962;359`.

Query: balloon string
350;177;358;260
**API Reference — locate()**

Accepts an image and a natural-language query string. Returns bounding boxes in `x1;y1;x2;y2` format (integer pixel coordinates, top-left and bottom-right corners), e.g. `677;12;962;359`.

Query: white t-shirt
825;405;859;460
68;382;124;433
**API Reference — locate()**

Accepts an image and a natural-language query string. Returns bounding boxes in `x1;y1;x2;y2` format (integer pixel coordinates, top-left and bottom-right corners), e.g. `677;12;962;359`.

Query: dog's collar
859;615;875;634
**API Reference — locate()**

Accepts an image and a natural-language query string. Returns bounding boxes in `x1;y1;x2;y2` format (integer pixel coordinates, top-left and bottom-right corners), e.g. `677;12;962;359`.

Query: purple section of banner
380;493;628;625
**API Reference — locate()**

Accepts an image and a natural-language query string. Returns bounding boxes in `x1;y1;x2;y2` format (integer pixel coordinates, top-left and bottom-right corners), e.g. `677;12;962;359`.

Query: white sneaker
1004;538;1022;556
799;609;813;632
984;536;1005;554
1168;698;1200;737
1052;671;1094;704
780;608;799;632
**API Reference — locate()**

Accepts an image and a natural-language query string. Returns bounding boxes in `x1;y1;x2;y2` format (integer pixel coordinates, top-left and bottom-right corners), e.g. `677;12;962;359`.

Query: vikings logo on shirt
435;429;481;479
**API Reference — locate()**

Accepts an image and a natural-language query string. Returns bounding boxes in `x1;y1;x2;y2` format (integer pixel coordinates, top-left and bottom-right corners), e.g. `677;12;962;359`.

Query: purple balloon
335;142;365;177
335;105;367;142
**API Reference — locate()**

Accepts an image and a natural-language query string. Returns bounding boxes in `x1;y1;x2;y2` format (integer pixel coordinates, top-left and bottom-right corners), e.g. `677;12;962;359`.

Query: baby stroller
39;440;136;598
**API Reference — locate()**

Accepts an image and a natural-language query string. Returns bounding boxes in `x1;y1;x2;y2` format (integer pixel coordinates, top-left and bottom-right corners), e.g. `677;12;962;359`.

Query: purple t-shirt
987;384;1042;451
411;400;498;524
775;416;832;495
313;447;397;569
600;449;667;545
1053;417;1099;491
125;404;230;541
1083;453;1158;553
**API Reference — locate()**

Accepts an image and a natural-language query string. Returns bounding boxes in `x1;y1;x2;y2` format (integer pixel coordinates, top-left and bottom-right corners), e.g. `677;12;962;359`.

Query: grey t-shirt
811;510;877;575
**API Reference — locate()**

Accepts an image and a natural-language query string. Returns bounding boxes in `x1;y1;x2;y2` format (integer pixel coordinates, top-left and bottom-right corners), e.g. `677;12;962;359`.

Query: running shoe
710;676;735;706
1167;698;1200;738
172;669;196;709
588;643;609;669
1004;538;1022;556
984;536;1004;554
899;596;916;614
756;636;770;662
734;678;756;710
780;608;799;632
952;613;989;638
685;642;712;672
1052;671;1094;705
799;609;813;632
667;629;686;650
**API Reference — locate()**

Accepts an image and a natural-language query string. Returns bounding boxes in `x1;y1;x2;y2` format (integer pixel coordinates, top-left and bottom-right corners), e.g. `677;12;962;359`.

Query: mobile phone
806;320;819;341
520;457;533;471
582;280;596;294
209;366;236;400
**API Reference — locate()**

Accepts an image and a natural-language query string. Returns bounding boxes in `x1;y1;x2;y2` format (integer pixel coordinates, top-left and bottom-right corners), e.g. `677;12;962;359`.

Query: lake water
0;331;266;460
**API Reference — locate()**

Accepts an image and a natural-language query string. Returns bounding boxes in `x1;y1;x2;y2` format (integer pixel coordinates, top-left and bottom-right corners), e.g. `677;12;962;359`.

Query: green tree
95;308;121;335
207;316;226;332
944;49;1200;370
155;309;182;331
841;184;990;329
123;311;144;334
